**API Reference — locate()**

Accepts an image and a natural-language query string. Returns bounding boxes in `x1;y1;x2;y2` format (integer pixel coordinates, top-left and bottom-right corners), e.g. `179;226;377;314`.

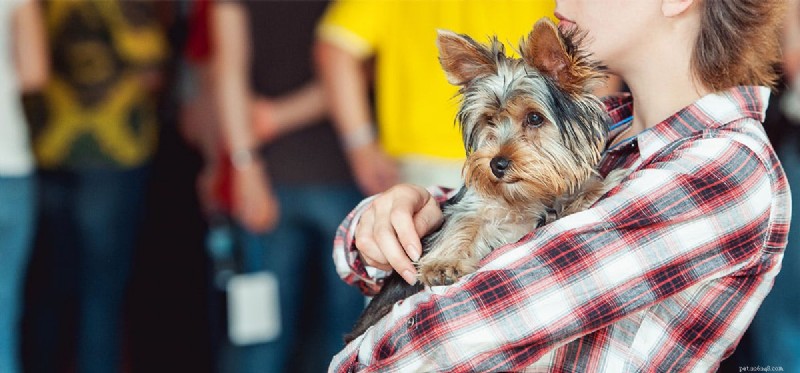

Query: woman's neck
613;11;711;143
625;71;711;137
607;63;710;149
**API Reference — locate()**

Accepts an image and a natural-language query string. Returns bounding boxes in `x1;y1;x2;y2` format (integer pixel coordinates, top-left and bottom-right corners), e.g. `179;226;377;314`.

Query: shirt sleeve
315;0;387;59
332;187;456;296
330;131;775;372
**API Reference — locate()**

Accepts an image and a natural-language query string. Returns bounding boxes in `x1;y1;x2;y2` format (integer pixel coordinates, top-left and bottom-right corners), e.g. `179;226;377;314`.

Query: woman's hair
693;0;787;90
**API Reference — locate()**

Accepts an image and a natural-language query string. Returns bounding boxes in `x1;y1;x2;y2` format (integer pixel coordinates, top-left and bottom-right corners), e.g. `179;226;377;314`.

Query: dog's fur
345;18;627;343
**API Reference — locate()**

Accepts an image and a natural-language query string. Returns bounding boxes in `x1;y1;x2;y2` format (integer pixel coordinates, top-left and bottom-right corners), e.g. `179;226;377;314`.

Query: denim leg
0;176;36;373
73;166;148;373
301;184;367;372
748;137;800;367
28;170;81;373
225;199;310;373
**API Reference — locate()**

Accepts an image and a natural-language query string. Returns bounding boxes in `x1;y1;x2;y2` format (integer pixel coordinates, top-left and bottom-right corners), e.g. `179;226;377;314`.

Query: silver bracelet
341;125;377;151
230;148;259;170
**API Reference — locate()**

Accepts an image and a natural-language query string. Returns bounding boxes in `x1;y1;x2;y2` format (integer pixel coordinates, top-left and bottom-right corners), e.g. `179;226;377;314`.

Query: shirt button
407;316;416;328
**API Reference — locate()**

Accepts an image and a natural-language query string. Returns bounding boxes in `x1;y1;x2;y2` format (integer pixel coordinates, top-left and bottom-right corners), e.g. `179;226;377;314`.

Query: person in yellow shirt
315;0;559;193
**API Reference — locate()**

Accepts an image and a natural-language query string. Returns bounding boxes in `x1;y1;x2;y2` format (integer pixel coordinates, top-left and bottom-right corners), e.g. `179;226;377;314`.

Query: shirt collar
603;86;770;160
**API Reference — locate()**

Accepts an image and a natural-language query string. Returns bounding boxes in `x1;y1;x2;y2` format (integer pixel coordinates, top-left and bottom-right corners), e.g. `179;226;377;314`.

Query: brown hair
693;0;787;90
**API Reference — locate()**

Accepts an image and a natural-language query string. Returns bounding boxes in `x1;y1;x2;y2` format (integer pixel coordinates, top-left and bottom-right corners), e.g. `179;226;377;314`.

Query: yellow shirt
318;0;556;160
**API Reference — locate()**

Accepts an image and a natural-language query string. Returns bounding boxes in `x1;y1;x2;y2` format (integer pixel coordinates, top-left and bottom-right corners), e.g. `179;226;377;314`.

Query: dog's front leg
416;216;483;286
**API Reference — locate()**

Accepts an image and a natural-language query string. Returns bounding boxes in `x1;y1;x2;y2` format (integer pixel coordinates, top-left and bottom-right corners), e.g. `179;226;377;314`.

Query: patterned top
29;0;166;170
330;86;791;372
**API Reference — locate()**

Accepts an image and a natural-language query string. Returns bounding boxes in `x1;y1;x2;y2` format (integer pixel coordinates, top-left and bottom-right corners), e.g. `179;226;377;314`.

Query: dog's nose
490;156;511;178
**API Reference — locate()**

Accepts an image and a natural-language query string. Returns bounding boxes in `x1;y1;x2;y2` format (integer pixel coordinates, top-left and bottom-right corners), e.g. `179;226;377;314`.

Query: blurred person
23;1;167;372
314;0;571;193
211;1;365;372
0;1;47;372
180;0;225;218
744;0;800;368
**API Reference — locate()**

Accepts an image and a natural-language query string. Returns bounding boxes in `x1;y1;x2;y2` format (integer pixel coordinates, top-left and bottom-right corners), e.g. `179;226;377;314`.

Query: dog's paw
418;257;477;286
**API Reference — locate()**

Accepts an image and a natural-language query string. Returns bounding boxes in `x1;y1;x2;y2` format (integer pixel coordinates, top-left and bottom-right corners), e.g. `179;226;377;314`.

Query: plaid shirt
330;86;791;372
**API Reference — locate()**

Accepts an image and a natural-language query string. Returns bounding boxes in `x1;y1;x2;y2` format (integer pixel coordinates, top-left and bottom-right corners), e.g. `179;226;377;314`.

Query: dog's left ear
437;29;497;86
522;18;599;94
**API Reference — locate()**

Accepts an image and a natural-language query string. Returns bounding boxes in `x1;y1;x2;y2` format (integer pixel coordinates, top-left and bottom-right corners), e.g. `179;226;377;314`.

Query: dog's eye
525;112;545;128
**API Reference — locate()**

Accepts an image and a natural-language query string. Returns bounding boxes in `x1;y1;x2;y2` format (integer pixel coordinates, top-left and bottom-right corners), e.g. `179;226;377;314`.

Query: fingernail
402;270;418;285
407;244;421;262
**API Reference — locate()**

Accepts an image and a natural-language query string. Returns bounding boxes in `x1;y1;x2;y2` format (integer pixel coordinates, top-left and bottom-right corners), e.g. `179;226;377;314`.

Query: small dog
345;18;626;343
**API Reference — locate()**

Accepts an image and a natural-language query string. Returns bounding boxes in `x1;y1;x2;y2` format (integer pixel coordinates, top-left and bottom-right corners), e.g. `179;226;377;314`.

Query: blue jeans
0;175;36;373
222;184;366;373
747;136;800;367
29;166;148;373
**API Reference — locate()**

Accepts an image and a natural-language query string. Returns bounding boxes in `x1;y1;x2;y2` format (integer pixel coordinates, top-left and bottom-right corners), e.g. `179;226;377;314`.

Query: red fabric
184;0;212;63
214;149;233;214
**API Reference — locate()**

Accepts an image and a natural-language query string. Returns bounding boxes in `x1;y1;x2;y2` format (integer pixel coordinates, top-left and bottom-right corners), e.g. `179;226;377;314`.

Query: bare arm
13;0;49;92
271;82;327;127
251;81;329;141
314;41;398;195
211;2;256;156
314;41;374;140
181;62;226;215
211;1;278;232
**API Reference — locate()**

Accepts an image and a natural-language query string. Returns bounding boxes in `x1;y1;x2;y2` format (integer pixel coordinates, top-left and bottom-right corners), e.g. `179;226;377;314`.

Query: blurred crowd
0;1;797;373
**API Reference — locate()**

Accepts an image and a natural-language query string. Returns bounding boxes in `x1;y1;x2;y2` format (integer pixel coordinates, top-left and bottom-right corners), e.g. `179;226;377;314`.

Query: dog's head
438;18;609;204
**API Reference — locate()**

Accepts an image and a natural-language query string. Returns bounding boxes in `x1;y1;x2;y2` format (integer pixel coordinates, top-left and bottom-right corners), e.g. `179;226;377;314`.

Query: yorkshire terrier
345;18;627;343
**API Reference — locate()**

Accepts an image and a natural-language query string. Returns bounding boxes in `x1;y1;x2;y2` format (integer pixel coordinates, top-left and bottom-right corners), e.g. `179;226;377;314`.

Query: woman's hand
355;184;445;285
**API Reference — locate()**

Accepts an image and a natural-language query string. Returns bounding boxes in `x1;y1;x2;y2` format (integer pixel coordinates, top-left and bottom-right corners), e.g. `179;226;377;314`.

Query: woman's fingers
391;185;441;262
372;193;418;285
352;184;444;285
414;191;445;241
354;208;392;271
390;208;422;263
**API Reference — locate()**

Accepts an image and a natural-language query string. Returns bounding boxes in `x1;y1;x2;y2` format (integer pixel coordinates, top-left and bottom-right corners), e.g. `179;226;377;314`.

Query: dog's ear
522;18;600;94
437;29;496;86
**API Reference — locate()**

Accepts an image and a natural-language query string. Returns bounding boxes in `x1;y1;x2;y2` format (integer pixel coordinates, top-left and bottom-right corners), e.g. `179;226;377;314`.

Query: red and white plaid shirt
330;86;791;372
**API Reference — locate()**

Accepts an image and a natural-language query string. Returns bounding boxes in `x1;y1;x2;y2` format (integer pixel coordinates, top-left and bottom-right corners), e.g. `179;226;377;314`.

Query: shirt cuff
316;24;374;60
333;195;390;295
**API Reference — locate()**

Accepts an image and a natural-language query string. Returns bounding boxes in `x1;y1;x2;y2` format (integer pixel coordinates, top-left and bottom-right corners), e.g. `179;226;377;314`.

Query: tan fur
521;19;606;94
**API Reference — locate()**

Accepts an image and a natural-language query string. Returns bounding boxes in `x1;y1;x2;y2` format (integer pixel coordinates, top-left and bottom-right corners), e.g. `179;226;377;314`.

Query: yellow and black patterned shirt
29;0;167;170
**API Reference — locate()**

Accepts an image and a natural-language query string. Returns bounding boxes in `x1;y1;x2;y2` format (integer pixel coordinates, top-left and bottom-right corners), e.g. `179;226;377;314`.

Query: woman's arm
332;131;780;372
333;186;453;294
13;0;48;92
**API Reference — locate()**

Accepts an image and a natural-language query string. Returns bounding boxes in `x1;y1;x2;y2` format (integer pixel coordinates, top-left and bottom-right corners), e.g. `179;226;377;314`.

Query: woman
329;0;790;371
